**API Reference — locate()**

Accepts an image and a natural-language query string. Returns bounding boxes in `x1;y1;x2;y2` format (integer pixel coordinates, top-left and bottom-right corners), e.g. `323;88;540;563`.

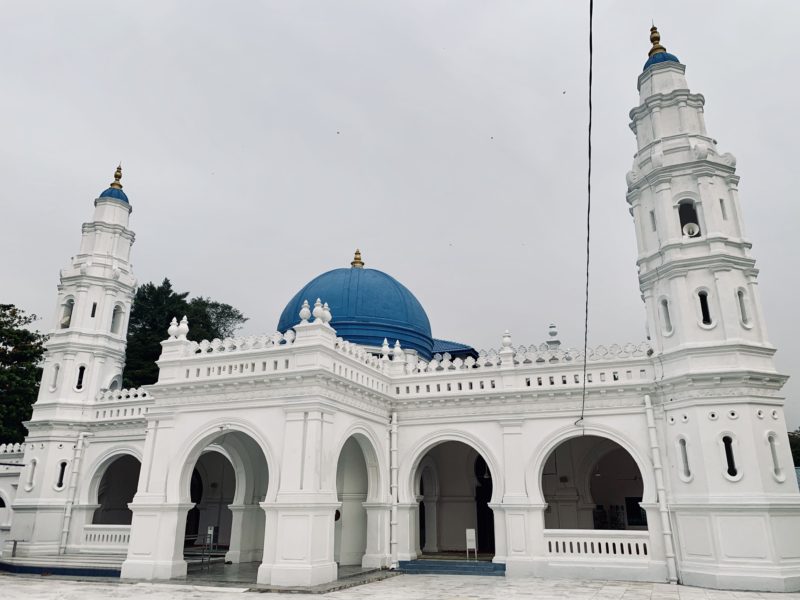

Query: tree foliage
789;428;800;467
0;304;47;443
123;279;247;388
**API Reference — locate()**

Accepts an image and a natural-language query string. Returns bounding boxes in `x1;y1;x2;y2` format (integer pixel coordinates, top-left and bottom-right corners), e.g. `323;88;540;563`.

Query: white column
120;501;193;580
361;502;391;568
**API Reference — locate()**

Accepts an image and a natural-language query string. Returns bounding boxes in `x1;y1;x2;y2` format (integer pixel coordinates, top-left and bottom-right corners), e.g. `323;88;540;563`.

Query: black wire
576;0;593;428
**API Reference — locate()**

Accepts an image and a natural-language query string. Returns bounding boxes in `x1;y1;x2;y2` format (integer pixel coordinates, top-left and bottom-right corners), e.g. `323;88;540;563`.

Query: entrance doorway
414;441;495;559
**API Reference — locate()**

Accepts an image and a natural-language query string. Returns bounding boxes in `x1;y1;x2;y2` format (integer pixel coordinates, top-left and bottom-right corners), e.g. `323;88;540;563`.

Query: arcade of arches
542;435;647;531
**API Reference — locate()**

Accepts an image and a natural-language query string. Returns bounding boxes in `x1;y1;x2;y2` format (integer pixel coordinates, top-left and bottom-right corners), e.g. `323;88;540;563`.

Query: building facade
1;28;799;592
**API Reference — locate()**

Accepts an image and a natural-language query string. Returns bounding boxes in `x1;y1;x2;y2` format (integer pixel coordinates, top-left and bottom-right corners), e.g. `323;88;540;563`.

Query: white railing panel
82;524;131;550
543;529;650;560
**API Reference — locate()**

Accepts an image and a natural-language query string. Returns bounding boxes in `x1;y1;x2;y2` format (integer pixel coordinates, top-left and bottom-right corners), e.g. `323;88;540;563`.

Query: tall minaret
32;166;137;422
627;27;773;374
8;168;138;556
627;29;799;592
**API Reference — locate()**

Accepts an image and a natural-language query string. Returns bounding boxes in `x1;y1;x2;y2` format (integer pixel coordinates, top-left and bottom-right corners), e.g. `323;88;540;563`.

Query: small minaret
33;166;137;422
627;27;772;372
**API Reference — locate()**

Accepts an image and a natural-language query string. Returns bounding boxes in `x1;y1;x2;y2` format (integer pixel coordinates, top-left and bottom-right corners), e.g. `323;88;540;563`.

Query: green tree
123;279;247;388
0;304;47;443
789;428;800;467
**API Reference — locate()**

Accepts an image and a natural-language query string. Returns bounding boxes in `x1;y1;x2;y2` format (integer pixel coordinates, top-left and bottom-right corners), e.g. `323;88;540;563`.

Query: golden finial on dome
351;249;365;269
109;164;123;189
648;25;667;57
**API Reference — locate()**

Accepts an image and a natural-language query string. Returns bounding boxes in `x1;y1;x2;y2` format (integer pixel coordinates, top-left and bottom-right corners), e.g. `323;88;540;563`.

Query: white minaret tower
33;166;137;422
627;28;800;592
7;168;137;556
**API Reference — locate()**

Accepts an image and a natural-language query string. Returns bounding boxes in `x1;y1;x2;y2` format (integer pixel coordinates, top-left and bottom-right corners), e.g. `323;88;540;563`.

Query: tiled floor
3;573;800;599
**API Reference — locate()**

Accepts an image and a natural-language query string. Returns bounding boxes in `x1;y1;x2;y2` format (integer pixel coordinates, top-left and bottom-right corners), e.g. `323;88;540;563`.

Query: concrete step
398;559;505;576
0;553;124;577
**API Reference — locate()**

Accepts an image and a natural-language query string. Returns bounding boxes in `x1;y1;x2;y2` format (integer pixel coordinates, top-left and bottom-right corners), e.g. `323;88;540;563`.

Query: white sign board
466;528;477;559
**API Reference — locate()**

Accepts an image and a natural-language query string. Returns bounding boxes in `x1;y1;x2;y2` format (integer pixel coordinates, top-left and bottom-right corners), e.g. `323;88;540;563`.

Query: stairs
398;559;505;576
0;553;124;577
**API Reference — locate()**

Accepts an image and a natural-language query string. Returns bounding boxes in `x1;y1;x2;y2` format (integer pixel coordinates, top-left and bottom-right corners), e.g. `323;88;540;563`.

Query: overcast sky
2;2;798;426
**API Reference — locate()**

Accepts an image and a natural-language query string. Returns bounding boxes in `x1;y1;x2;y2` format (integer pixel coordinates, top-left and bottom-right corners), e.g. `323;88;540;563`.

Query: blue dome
99;187;129;203
278;266;434;359
643;52;680;71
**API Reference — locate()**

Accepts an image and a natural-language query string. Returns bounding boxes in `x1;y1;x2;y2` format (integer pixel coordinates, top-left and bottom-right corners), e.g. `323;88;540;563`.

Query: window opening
649;210;656;232
90;302;97;318
768;434;782;479
27;459;37;488
76;366;86;390
698;291;712;325
719;198;728;220
56;461;68;488
679;201;701;237
679;438;691;478
111;305;123;334
722;436;737;477
737;290;750;325
51;364;60;390
659;299;673;333
60;299;75;329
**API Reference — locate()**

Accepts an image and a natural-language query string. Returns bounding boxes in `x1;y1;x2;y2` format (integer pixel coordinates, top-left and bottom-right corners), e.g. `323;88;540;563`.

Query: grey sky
2;2;798;426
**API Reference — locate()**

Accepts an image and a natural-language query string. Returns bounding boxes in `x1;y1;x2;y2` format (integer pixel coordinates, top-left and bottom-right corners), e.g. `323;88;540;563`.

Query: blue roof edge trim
431;338;479;360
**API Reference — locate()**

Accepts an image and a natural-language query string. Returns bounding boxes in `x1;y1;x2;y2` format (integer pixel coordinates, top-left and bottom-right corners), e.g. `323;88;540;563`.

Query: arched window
722;436;737;478
737;289;750;325
659;299;673;334
55;460;68;490
60;299;75;329
110;305;124;334
768;434;783;481
698;291;712;325
679;200;701;237
678;438;691;479
75;366;86;391
50;364;60;391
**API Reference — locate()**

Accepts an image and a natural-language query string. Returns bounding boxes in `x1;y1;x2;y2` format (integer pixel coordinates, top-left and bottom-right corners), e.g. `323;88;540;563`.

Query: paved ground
3;573;800;599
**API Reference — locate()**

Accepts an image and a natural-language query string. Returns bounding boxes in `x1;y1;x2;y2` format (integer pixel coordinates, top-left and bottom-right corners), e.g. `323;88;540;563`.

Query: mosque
0;27;799;592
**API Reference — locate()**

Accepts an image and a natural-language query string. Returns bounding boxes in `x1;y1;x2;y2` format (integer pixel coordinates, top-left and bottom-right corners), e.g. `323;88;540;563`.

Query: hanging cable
576;0;594;428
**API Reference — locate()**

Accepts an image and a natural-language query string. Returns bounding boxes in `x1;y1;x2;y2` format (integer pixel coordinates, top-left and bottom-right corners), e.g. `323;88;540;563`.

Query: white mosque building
1;28;799;592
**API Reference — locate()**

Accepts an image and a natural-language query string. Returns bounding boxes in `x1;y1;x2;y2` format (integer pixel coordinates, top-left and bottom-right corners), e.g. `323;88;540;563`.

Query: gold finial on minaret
351;249;365;269
109;164;123;189
648;25;667;57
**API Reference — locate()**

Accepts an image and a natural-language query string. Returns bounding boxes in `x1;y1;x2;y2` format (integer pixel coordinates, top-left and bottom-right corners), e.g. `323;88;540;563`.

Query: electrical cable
576;0;594;428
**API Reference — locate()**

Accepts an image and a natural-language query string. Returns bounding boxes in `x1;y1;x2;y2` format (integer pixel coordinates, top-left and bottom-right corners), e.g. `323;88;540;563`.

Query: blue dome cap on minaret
643;25;680;72
278;250;435;359
99;165;129;203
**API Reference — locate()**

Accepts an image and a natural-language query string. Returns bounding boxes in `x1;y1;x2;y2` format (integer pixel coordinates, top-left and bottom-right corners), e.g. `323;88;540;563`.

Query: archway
183;449;235;556
334;437;368;567
540;435;647;530
412;441;495;559
92;455;141;525
179;430;270;569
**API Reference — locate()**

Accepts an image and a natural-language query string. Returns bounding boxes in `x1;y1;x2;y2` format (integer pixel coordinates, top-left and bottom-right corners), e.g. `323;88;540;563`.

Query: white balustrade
82;524;131;551
543;529;650;560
